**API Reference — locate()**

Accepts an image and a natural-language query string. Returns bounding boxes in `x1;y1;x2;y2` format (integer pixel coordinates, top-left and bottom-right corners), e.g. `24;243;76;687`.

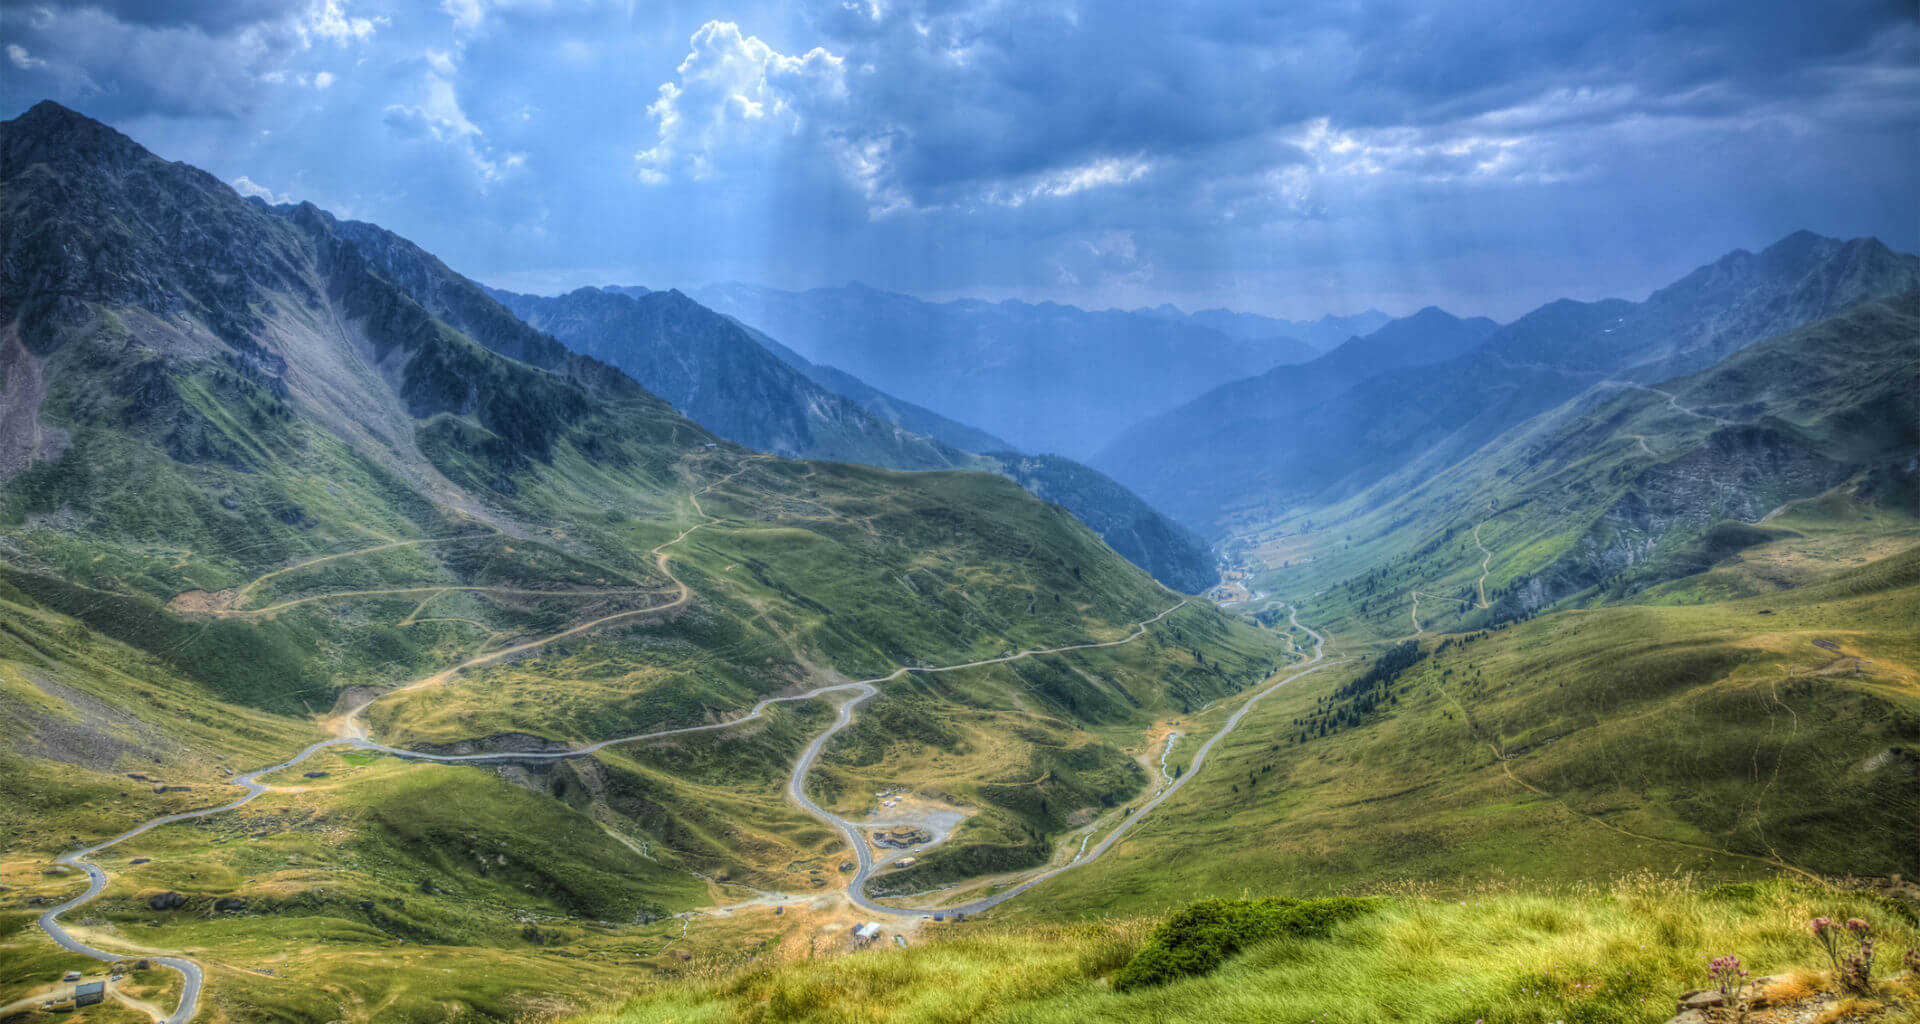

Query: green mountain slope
486;284;1219;592
730;317;1017;455
1240;293;1920;640
1103;234;1919;535
983;453;1218;595
488;284;987;471
559;287;1920;1024
0;101;1283;1021
1096;306;1499;526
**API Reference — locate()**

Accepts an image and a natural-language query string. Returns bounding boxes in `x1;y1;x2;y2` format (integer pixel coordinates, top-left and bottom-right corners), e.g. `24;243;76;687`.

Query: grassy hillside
571;878;1918;1024
0;103;1288;1022
1109;234;1918;536
1231;293;1919;643
1015;548;1914;922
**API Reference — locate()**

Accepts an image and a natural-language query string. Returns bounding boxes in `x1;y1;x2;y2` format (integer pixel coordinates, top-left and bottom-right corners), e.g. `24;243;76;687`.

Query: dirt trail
1472;522;1493;609
1426;673;1826;886
215;584;661;618
1404;589;1472;639
1397;516;1495;640
1598;379;1736;427
110;982;173;1021
337;458;752;738
227;535;488;608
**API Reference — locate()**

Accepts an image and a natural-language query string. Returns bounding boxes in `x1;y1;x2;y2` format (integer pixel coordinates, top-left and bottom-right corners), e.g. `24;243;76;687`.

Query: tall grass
574;877;1917;1024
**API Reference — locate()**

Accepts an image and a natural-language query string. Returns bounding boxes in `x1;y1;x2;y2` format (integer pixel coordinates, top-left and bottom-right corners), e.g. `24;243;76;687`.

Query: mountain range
484;282;1218;591
1133;303;1393;350
488;283;983;472
687;281;1323;457
1097;231;1920;535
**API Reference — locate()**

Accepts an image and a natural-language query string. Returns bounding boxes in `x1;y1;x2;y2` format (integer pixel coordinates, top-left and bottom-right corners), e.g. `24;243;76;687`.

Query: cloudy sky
2;0;1914;319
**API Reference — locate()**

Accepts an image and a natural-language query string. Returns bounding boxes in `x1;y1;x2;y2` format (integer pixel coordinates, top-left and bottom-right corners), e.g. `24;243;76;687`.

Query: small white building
852;921;884;943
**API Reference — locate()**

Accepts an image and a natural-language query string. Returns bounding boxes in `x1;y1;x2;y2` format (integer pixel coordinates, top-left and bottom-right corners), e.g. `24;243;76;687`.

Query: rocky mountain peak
3;100;142;170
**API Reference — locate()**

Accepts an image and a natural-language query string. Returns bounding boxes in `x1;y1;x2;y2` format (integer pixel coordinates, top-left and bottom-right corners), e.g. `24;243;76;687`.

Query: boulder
1678;976;1783;1014
214;896;246;912
1677;989;1722;1011
148;891;188;910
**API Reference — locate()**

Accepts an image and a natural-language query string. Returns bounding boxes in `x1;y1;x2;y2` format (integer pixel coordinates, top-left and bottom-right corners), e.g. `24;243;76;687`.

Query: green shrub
1703;882;1768;902
1111;896;1379;990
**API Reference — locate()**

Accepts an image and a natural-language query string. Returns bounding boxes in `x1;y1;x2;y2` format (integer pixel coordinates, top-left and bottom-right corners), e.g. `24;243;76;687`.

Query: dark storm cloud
0;0;380;119
1;0;1913;318
797;0;1913;209
80;0;298;33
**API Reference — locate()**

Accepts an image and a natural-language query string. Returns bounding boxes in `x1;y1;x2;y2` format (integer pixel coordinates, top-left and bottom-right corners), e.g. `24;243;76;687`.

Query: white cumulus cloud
299;0;384;45
7;44;47;70
635;21;850;185
383;72;521;186
232;175;292;203
987;155;1154;207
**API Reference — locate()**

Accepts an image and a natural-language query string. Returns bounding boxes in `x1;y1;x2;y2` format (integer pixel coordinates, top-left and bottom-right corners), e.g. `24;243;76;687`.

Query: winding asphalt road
34;596;1213;1020
807;606;1331;919
37;738;354;1023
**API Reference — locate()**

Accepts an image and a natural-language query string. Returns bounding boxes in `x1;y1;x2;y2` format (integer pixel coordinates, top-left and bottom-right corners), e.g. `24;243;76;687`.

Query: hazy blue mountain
1137;305;1393;351
687;282;1317;457
1312;291;1920;624
1097;233;1920;535
1094;307;1497;523
983;452;1218;594
725;318;1017;454
492;285;1217;590
489;285;986;471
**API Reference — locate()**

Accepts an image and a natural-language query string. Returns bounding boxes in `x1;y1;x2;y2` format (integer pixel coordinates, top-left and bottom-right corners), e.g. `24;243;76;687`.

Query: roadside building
75;980;105;1007
852;921;883;944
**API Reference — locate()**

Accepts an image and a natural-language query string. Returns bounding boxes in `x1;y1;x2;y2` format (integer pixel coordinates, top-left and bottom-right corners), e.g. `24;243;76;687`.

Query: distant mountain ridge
1096;231;1920;535
489;284;984;472
1135;304;1394;351
1095;306;1499;517
724;317;1017;455
1300;291;1920;630
490;283;1220;592
687;282;1321;458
